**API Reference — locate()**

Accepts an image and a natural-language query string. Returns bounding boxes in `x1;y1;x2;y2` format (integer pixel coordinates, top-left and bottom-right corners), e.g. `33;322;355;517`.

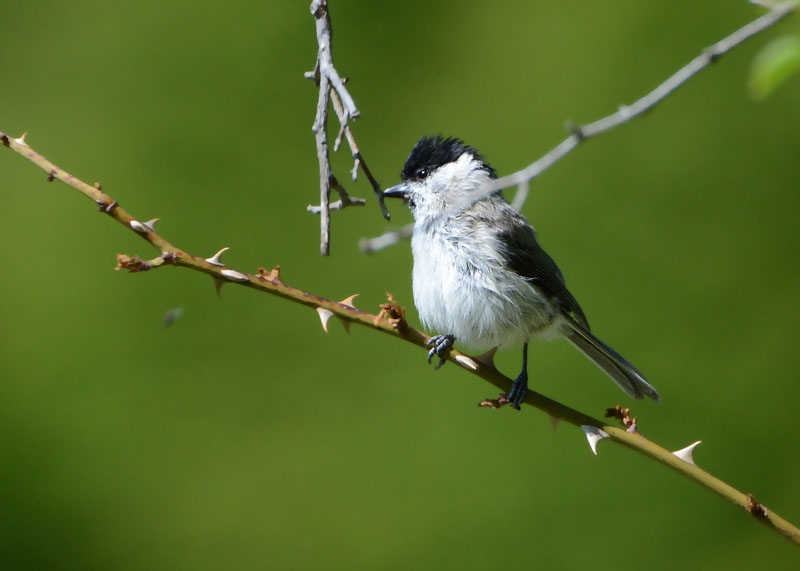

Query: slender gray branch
307;175;367;213
509;178;530;212
312;68;332;254
308;197;367;213
484;0;796;195
359;224;415;254
361;1;797;252
309;1;359;121
329;88;391;221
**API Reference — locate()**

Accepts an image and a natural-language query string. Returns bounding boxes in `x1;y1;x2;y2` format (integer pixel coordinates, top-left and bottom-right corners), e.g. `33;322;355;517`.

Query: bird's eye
415;168;429;180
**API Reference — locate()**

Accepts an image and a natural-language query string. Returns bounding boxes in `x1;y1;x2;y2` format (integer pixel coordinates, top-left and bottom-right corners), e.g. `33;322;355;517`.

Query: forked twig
306;0;388;254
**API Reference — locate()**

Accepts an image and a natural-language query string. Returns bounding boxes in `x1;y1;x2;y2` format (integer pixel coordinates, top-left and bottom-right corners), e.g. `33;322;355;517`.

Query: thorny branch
359;1;798;253
306;0;388;255
2;130;800;546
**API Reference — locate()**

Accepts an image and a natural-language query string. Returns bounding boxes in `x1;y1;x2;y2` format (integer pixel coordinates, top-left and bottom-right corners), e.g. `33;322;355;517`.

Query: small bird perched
383;136;659;409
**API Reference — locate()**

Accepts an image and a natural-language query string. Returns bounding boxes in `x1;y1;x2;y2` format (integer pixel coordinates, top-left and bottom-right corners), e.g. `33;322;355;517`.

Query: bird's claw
504;373;528;410
425;334;455;370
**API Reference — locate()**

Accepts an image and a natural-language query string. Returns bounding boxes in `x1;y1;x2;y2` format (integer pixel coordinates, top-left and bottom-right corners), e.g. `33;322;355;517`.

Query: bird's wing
497;218;590;329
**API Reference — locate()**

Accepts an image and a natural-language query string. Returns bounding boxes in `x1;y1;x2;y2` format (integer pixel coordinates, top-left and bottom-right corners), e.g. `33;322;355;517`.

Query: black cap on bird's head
383;136;496;203
401;136;496;182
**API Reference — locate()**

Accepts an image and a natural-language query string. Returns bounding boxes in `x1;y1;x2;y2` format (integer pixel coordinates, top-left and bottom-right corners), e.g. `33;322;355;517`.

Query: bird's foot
503;372;528;410
426;334;455;370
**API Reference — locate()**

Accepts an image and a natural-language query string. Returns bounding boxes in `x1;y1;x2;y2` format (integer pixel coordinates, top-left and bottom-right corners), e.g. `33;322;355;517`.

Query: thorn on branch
96;199;118;214
339;293;359;308
454;355;479;371
1;134;9;147
316;307;335;333
130;220;149;233
474;347;498;369
581;424;611;455
205;247;229;266
131;217;162;235
94;182;102;190
220;269;249;282
213;277;224;297
672;441;702;465
47;170;55;182
316;303;357;334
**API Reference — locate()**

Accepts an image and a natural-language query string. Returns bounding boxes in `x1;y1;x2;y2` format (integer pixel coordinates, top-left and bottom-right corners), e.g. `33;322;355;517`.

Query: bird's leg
425;334;456;370
505;342;529;410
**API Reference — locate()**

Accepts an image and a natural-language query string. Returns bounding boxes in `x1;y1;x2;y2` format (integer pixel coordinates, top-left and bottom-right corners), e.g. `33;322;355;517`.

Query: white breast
411;220;557;351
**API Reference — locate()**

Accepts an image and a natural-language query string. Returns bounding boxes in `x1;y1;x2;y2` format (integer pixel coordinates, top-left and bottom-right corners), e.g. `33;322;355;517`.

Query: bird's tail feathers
560;319;660;401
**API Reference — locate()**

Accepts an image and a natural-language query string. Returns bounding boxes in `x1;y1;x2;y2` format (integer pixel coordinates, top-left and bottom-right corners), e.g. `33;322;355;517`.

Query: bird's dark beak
383;183;408;200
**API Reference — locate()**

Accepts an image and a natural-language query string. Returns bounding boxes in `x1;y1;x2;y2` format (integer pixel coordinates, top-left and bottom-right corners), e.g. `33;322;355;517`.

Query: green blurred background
1;1;799;569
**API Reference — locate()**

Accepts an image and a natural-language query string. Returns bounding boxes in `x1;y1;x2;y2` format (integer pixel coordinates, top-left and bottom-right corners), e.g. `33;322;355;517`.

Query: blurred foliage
750;33;800;98
1;1;799;570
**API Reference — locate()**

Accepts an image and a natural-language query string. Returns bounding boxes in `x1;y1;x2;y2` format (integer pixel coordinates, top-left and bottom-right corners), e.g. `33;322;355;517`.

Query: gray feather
497;216;589;328
560;317;660;401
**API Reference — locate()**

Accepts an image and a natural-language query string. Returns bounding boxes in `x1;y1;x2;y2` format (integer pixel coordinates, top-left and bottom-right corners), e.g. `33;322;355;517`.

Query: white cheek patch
410;152;494;224
433;153;482;189
432;154;493;213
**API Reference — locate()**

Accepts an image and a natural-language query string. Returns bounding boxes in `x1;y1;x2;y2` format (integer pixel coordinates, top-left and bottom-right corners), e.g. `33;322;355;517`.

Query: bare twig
3;129;800;545
311;63;333;255
508;178;530;213
307;174;366;213
484;1;796;197
359;223;415;254
361;1;798;252
309;1;358;121
307;0;387;254
329;88;391;220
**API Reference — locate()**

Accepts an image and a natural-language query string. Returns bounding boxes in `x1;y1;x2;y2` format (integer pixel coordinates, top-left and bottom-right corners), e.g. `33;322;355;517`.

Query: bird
382;135;660;409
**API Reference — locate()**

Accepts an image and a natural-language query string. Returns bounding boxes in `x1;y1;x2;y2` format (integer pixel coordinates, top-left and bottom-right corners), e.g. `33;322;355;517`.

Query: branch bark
2;129;799;546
